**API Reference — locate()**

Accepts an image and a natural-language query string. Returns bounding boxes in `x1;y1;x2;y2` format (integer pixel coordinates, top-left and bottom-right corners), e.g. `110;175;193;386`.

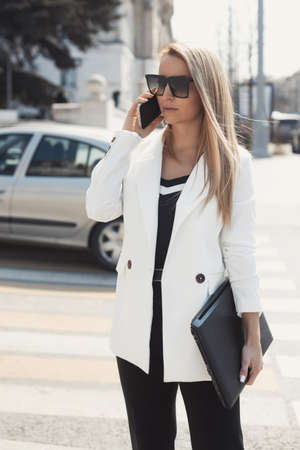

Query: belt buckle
153;268;163;282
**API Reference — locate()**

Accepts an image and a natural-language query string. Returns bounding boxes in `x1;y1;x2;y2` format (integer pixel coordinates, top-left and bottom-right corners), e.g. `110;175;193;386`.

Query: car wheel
90;219;123;270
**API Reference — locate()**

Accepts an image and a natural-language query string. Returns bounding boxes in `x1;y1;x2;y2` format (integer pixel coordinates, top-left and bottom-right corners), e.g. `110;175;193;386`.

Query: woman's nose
162;82;174;98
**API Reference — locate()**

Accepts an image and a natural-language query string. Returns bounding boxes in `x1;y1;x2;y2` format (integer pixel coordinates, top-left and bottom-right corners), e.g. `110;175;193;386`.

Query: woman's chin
163;119;176;126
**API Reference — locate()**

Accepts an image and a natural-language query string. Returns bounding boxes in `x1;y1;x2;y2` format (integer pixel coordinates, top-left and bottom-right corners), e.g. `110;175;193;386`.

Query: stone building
35;0;174;111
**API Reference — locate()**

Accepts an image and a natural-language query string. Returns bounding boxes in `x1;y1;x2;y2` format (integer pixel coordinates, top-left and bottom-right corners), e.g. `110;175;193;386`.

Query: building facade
35;0;174;111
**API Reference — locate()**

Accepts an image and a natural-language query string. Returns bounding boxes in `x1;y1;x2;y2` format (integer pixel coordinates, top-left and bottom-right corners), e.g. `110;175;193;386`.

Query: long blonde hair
159;42;242;227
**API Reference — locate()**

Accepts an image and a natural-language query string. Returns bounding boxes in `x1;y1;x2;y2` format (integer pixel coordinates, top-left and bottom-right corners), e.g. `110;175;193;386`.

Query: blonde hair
159;42;242;227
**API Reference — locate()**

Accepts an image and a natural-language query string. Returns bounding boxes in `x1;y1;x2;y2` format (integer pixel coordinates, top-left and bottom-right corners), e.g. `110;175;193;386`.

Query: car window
26;135;106;177
87;145;107;177
0;134;32;176
279;120;300;130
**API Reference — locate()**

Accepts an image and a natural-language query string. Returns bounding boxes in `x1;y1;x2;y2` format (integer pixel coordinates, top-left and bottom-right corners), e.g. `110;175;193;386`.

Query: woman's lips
163;107;178;111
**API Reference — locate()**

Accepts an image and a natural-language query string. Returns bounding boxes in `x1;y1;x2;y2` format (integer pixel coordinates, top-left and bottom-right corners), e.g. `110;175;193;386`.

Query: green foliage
0;0;123;69
0;0;123;107
0;69;60;108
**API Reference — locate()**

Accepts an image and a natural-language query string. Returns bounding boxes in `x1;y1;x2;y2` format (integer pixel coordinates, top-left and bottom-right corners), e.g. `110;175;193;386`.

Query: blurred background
0;1;299;449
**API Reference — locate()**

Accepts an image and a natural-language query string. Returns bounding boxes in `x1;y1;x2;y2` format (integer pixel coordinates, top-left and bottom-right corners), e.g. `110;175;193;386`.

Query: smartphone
137;94;161;129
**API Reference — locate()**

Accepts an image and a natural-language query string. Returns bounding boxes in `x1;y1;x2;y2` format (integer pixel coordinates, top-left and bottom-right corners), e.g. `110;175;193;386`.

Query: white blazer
85;128;263;382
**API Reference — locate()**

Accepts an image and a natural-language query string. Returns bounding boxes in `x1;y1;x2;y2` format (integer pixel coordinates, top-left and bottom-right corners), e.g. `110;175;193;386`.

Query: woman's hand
240;341;264;385
122;90;164;139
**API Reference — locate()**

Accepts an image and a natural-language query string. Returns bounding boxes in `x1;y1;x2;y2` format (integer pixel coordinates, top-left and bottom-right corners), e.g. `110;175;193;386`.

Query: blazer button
127;259;132;269
195;273;205;283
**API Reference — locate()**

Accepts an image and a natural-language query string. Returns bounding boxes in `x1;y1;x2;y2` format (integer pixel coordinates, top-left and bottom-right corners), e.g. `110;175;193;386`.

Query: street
0;147;299;449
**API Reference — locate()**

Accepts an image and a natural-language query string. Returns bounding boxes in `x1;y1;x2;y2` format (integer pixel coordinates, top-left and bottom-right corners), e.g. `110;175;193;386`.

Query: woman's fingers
128;92;153;115
240;343;263;386
123;91;163;137
135;92;154;104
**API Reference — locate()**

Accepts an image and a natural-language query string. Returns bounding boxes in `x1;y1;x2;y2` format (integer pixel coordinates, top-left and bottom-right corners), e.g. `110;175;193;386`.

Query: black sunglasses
145;74;194;98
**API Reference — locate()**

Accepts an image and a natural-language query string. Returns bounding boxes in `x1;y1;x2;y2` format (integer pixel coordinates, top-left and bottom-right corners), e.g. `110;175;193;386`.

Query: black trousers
116;279;245;450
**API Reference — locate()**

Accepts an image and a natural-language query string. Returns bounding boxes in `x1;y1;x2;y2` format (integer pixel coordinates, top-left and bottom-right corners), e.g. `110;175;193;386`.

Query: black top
154;174;190;269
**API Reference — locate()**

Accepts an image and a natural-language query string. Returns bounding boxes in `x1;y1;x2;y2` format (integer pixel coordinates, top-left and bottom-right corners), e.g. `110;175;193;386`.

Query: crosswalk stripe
240;396;290;427
276;355;300;378
0;355;119;384
0;311;112;333
259;278;297;290
0;383;127;418
0;294;115;317
0;330;111;358
255;234;271;245
0;284;115;299
257;260;288;272
256;247;279;256
267;324;300;341
262;298;300;312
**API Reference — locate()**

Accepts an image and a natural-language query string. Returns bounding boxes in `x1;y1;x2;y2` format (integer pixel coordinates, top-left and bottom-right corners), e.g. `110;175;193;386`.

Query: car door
0;133;33;233
10;133;107;239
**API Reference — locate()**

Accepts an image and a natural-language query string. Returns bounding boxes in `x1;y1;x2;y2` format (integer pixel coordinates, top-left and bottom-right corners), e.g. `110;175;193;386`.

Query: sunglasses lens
146;75;164;95
145;75;191;97
170;77;188;97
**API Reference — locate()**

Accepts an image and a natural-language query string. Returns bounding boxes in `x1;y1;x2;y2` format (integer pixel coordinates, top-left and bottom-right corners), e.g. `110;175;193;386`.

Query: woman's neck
167;123;202;164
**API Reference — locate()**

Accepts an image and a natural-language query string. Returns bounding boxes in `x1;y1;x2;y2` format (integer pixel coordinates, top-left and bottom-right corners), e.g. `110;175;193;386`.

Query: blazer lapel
133;129;209;266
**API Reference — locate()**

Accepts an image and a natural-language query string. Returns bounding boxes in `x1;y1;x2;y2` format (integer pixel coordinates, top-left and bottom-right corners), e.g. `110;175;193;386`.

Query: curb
0;267;116;288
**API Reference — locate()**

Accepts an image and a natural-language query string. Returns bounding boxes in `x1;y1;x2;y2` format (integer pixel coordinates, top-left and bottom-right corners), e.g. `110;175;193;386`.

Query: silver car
0;121;124;270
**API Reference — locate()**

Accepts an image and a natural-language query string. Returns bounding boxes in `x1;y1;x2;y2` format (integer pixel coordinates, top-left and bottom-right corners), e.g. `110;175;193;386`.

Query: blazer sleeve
219;152;263;318
85;129;142;222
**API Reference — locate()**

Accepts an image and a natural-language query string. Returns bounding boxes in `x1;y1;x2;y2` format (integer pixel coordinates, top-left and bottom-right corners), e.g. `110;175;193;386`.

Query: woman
86;42;264;450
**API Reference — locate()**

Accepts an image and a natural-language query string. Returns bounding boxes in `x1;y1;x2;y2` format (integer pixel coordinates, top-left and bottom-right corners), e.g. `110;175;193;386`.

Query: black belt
152;267;163;282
